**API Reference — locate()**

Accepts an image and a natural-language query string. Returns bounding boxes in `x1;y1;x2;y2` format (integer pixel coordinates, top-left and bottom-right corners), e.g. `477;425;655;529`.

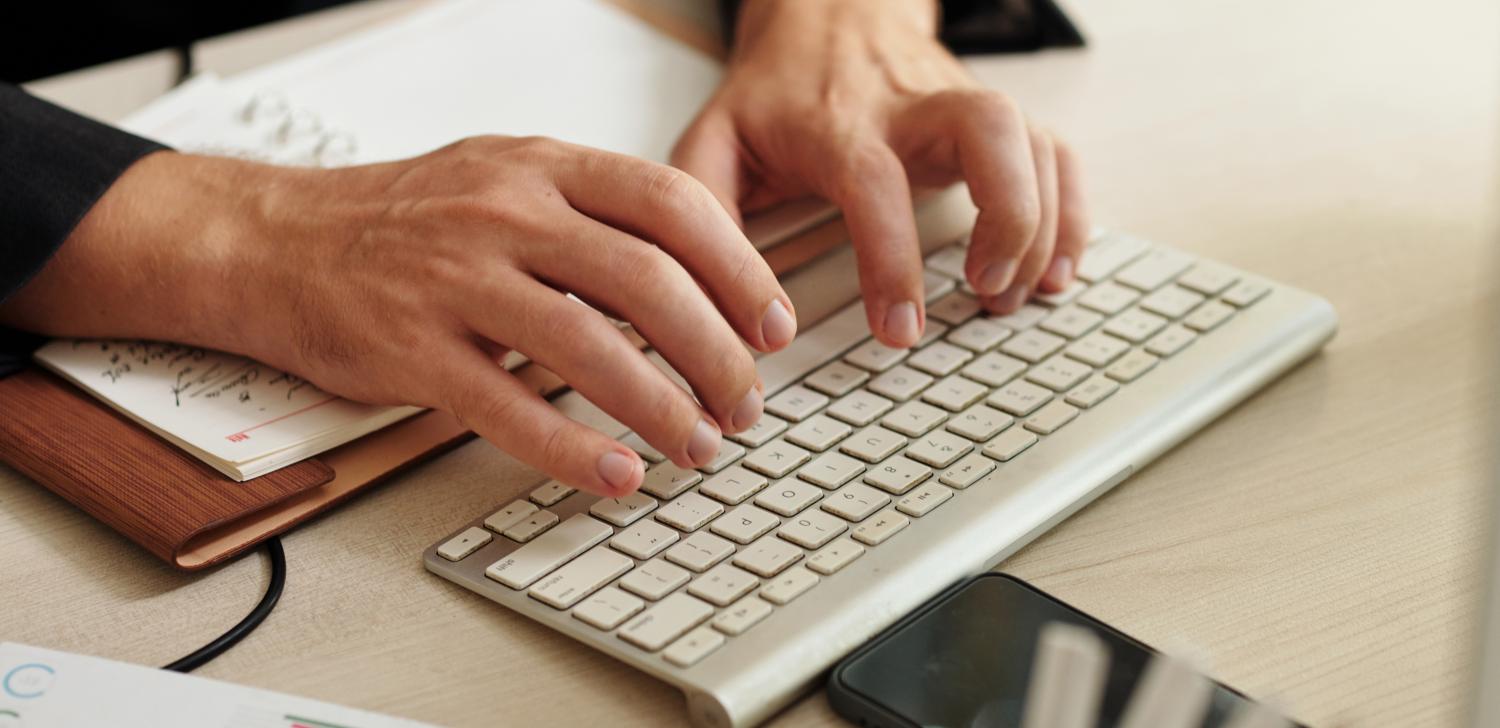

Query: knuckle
640;164;705;217
958;89;1022;131
536;421;574;472
831;140;894;199
617;244;677;291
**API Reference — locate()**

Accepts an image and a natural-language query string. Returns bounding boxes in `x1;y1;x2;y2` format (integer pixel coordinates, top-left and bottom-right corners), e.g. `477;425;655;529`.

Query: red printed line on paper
223;396;340;442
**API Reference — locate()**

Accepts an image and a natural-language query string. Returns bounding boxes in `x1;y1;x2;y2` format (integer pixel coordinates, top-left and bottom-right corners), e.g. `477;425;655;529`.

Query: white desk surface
7;0;1499;726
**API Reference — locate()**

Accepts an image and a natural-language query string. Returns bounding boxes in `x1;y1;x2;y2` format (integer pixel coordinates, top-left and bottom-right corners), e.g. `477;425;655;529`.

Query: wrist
731;0;941;61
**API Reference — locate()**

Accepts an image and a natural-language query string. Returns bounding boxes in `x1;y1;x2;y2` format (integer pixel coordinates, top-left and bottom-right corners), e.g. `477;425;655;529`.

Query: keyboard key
1035;279;1088;307
823;482;893;520
529;546;633;609
784;414;853;452
697;440;745;474
844;339;909;373
852;510;910;546
1077;280;1141;316
610;519;681;559
990;303;1049;332
1039;305;1104;339
573;587;645;630
826;389;895;426
882;400;950;437
687;563;760;606
841;425;908;463
761;566;820;605
921;374;988;411
483;500;538;534
798;451;866;488
1026;355;1093;392
620;432;665;463
778;509;849;549
753;478;824;516
1184;300;1236;331
982;428;1038;462
928;291;982;325
867;365;935;401
1222;280;1271;307
897;482;954;517
729;414;787;448
699;466;769;505
1065;375;1120;408
709;504;781;544
1105;349;1160;382
503;510;559;543
961;351;1029;387
664;532;736;572
802;361;870;397
939;453;996;488
947;404;1014;442
437;527;492;561
618;592;714;651
1115;248;1193;291
1104;308;1169;343
640;463;703;499
1140;285;1206;319
712;594;773;635
1146;324;1197;357
862;456;932;495
916;320;950;348
733;533;805;577
743;440;813;478
905;431;973;468
1176;263;1239;295
806;537;866;575
620;558;692;600
1024;401;1080;434
656;492;725;532
907;341;973;376
485;514;612;589
764;385;829;422
947;317;1011;352
530;481;574;507
988;380;1054;416
663;626;725;667
925;244;968;279
1065;331;1131;367
589;492;659;527
1077;234;1149;282
924;271;957;302
1000;329;1067;363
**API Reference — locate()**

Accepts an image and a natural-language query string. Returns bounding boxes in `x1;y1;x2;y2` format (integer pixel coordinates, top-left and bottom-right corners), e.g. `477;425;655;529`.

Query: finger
464;273;725;471
814;137;926;348
1043;136;1090;291
992;127;1060;312
437;343;645;497
523;212;764;435
670;108;745;227
558;147;797;353
903;90;1040;299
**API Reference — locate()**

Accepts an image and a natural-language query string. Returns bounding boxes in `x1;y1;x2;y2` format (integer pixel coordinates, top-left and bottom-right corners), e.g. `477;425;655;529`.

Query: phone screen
835;574;1276;728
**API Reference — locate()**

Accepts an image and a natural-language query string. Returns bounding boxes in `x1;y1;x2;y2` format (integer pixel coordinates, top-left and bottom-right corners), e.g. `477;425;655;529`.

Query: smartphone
828;573;1298;728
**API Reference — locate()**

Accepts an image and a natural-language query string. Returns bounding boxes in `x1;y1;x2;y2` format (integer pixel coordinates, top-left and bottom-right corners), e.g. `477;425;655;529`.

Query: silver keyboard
424;231;1337;728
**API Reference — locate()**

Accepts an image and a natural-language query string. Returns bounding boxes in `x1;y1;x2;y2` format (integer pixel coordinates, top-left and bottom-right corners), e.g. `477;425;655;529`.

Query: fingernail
976;259;1018;297
761;299;797;350
688;418;721;467
883;301;921;348
1045;256;1074;288
997;282;1030;312
731;387;763;432
597;450;640;493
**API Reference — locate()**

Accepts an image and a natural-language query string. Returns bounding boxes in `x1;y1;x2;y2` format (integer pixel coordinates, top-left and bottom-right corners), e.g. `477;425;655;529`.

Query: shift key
619;592;715;652
485;514;612;589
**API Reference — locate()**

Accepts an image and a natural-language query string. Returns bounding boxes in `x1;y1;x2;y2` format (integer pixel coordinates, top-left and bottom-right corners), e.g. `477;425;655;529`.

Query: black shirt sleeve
0;83;166;377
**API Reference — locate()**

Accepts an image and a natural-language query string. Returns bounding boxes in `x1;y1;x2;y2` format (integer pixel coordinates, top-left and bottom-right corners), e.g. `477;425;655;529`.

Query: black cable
163;537;286;673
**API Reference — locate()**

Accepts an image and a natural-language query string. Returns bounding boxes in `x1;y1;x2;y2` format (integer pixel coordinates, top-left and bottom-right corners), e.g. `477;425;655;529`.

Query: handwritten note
35;339;420;481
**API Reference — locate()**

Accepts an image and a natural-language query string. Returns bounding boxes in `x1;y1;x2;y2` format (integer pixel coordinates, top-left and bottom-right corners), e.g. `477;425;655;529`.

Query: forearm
724;0;941;50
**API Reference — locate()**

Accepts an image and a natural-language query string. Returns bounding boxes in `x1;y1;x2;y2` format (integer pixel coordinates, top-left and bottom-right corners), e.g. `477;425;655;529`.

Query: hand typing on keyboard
674;0;1091;348
0;138;797;497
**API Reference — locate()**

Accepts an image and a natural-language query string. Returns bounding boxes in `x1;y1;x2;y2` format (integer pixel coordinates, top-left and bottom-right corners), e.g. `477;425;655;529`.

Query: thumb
671;109;745;227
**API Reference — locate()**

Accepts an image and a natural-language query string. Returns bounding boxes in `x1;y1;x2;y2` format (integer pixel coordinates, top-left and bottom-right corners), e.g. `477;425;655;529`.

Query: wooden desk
7;0;1498;725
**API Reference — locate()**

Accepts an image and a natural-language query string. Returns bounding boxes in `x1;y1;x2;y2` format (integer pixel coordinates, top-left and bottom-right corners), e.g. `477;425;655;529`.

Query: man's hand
0;138;798;497
674;0;1089;348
